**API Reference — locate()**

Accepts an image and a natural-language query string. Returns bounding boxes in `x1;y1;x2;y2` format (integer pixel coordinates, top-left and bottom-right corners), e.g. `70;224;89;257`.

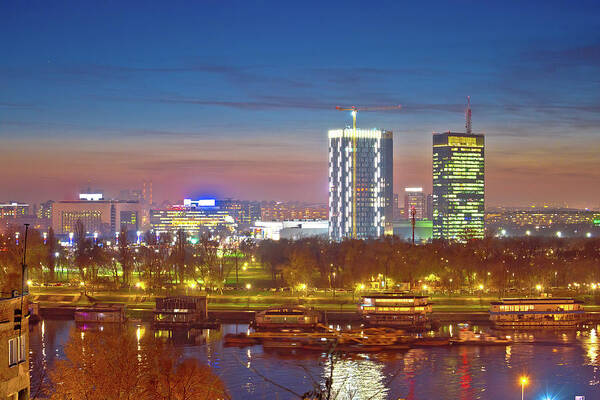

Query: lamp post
520;376;528;400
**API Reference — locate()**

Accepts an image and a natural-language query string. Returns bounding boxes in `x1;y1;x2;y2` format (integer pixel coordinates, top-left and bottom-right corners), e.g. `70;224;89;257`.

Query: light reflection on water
29;321;600;399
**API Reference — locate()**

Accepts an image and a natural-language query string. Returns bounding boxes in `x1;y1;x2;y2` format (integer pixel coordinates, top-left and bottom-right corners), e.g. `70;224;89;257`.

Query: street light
245;283;251;290
519;376;529;400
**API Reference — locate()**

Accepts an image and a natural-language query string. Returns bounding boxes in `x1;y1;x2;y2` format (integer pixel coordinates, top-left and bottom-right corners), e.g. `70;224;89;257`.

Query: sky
1;1;599;208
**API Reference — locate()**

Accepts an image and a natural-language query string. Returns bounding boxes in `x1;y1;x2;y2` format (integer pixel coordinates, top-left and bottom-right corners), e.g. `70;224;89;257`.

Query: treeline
255;236;600;294
1;222;599;295
0;223;253;293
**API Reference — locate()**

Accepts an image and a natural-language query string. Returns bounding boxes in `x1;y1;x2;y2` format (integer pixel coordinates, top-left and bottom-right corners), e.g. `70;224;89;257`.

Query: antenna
465;96;472;134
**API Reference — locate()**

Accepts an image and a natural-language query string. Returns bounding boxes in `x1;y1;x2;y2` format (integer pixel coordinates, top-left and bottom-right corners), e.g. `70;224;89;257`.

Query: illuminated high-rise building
328;128;393;240
432;132;485;240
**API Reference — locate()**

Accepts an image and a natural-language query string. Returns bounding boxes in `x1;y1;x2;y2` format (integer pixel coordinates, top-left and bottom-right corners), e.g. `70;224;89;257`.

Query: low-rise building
252;220;328;240
0;295;29;400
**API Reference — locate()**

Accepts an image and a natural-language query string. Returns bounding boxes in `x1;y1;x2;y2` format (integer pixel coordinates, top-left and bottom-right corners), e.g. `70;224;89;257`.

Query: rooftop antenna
465;96;472;134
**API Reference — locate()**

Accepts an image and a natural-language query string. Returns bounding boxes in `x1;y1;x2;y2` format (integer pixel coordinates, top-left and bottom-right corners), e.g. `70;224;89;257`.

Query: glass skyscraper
328;128;393;241
432;132;485;240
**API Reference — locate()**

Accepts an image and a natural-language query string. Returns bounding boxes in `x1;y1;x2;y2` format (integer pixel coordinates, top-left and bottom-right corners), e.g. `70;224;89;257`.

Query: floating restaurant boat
358;293;433;330
253;305;321;330
489;298;586;328
74;303;126;323
153;296;219;329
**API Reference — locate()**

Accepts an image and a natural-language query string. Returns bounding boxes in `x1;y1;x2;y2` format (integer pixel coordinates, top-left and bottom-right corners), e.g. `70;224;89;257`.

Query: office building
260;202;328;222
51;196;140;236
217;199;262;227
328;128;393;240
432;132;485;240
150;199;236;235
0;203;29;219
404;187;426;220
252;220;328;241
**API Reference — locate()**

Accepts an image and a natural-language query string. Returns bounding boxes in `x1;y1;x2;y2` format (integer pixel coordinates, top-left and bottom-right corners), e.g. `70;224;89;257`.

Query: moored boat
253;305;321;330
359;293;433;330
451;326;511;345
74;303;126;323
489;298;585;328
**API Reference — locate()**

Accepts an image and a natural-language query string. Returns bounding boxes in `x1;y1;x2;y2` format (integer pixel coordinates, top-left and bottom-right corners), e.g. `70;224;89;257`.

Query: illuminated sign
79;193;103;201
405;187;423;192
594;219;600;226
448;136;477;146
183;199;216;207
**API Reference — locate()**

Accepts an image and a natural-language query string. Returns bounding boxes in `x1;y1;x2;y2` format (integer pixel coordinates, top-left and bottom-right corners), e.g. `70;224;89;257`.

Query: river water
29;319;600;399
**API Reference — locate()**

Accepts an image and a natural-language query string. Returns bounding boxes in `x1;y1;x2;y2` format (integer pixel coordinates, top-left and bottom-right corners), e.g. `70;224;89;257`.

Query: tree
47;329;229;400
118;227;134;287
45;227;58;282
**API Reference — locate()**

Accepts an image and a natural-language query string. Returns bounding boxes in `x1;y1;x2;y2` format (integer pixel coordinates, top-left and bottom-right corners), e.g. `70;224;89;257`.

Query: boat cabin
254;305;320;329
74;303;126;323
489;298;585;328
359;293;432;328
153;296;208;328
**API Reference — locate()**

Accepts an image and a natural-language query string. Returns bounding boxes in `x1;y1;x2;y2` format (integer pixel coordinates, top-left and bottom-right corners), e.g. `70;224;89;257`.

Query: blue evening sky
1;1;599;207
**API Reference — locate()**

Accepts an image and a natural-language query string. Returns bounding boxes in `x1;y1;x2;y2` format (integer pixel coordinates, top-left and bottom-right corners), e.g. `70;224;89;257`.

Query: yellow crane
335;105;402;238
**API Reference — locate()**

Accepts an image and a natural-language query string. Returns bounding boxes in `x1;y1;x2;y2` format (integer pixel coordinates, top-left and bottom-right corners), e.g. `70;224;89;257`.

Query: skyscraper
432;132;485;240
404;187;426;219
328;128;393;240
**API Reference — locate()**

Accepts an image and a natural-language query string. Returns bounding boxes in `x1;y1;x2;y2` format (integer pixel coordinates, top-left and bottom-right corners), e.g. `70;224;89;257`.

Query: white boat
490;298;585;328
359;293;432;329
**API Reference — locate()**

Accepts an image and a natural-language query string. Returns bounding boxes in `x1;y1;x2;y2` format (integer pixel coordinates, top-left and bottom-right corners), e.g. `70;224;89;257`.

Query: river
29;319;600;399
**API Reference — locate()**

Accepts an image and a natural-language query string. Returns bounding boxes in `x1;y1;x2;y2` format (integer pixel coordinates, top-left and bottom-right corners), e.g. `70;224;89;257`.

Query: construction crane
335;105;402;130
335;104;402;238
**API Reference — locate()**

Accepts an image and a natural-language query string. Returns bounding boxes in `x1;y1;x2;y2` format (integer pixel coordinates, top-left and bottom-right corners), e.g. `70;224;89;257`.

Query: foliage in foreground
47;329;229;400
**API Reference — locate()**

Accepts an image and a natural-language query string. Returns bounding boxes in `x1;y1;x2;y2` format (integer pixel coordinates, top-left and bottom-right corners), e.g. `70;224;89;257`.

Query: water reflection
28;320;600;400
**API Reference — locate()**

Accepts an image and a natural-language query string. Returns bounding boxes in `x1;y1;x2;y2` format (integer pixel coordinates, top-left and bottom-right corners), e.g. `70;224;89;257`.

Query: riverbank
30;287;600;324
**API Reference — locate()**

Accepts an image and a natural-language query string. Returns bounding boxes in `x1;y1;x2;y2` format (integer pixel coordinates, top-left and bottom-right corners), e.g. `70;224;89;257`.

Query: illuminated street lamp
525;230;531;236
535;284;542;291
556;231;562;238
587;232;592;238
245;283;252;290
519;376;529;400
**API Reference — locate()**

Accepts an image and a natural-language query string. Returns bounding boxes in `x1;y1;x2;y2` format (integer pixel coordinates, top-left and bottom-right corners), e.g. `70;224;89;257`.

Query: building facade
404;187;426;220
260;202;328;222
328;128;393;240
217;199;261;228
0;295;29;400
51;200;140;236
433;132;485;240
150;201;236;235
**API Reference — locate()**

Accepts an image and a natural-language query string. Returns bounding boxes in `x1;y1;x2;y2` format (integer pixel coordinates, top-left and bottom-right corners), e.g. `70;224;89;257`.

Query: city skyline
2;1;600;208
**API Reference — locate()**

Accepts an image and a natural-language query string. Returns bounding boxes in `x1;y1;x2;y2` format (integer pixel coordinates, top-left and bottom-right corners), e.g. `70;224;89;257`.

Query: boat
253;305;321;330
451;327;511;345
153;296;219;329
412;337;451;347
358;293;433;330
489;298;586;328
74;303;126;323
223;333;260;346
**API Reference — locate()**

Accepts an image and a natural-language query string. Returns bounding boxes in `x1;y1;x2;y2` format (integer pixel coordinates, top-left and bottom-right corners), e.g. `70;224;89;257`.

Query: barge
74;303;126;323
359;293;433;330
253;305;321;330
490;298;586;328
